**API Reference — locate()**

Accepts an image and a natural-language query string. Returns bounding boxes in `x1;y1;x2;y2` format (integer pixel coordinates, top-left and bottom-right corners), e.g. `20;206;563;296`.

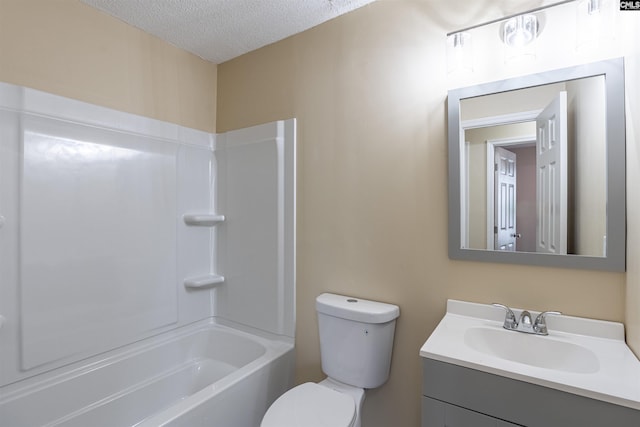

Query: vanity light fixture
587;0;601;13
446;31;473;74
446;0;588;68
502;14;538;48
502;13;539;62
577;0;614;51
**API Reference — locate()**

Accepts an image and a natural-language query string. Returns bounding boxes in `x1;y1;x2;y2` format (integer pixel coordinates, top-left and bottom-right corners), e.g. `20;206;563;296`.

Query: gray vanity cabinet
422;396;520;427
422;358;640;427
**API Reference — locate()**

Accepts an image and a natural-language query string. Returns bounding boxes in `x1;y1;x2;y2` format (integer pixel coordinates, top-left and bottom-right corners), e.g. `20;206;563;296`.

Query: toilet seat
261;382;356;427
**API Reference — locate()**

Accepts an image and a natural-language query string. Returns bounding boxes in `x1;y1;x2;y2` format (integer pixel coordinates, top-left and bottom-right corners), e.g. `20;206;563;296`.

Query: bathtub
0;319;294;427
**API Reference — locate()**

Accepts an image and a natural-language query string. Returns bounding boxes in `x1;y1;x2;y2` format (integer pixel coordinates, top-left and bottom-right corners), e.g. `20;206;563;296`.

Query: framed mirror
448;58;626;271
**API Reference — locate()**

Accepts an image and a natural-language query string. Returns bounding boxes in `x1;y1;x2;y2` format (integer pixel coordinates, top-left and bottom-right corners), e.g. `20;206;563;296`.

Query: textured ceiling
81;0;377;64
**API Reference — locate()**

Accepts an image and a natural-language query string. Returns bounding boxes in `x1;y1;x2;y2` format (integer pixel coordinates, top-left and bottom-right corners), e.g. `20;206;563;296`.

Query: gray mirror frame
448;58;626;271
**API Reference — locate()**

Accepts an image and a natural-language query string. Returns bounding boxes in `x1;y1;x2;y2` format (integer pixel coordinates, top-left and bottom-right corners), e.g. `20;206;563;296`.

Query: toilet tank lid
316;293;400;324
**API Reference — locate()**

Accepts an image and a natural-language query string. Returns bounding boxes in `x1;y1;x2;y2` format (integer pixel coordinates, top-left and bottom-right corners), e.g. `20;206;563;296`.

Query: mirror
448;58;626;271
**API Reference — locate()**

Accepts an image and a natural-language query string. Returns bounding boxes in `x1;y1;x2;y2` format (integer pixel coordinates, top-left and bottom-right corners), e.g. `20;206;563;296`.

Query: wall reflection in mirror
461;75;606;257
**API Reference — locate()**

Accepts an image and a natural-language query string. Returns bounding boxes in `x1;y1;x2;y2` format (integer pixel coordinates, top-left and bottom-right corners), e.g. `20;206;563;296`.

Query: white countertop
420;299;640;410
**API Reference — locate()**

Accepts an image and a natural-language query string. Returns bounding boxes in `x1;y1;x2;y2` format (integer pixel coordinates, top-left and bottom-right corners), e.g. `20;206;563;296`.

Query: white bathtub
0;320;294;427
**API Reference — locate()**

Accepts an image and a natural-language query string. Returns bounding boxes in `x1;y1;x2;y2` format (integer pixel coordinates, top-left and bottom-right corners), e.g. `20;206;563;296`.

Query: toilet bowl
261;293;400;427
261;379;363;427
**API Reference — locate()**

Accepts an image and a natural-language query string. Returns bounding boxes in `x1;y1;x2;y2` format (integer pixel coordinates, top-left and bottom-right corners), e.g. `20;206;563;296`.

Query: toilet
261;293;400;427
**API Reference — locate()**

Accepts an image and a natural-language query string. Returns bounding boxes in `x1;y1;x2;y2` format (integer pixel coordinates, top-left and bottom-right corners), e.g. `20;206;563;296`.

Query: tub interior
54;358;236;427
1;324;274;427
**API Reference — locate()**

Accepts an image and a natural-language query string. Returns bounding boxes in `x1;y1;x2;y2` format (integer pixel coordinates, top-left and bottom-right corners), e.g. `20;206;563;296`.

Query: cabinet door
445;404;500;427
422;396;445;427
423;397;520;427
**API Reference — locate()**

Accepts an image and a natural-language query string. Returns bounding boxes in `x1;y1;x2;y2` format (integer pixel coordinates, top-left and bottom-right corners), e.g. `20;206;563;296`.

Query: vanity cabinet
422;395;520;427
422;358;640;427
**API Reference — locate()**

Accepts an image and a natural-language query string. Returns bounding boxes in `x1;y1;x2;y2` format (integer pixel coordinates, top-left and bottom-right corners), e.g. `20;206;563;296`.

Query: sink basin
464;326;600;374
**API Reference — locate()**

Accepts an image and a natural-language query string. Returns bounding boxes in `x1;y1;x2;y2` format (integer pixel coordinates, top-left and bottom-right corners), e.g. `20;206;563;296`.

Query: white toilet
261;293;400;427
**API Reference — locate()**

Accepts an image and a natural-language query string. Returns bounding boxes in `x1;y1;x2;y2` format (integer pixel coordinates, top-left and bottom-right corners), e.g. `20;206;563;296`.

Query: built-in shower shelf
183;214;225;226
183;275;225;289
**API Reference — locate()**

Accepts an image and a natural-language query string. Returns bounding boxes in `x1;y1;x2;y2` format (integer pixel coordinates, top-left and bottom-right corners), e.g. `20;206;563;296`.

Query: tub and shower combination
0;83;296;426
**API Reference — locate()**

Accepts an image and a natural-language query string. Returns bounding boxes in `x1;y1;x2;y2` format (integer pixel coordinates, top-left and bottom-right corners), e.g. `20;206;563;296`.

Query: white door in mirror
536;91;568;254
495;147;517;251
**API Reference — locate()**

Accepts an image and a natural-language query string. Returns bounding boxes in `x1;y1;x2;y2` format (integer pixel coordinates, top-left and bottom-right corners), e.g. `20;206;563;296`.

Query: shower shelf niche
183;214;225;226
184;275;225;289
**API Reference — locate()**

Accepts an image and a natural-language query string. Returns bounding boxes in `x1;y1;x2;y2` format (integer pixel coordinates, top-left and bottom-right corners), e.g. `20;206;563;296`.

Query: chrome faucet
533;311;562;335
491;303;517;330
492;304;561;336
517;310;534;333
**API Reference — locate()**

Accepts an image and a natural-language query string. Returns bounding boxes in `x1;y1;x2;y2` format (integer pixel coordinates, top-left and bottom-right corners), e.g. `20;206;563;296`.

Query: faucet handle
533;311;562;335
492;303;517;330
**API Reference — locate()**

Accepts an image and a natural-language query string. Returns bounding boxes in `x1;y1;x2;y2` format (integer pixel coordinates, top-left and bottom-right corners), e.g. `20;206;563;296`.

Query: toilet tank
315;293;400;389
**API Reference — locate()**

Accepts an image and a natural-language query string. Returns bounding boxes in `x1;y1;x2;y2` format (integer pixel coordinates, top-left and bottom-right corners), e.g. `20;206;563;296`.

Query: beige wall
0;0;217;132
461;83;564;120
568;77;607;257
1;0;638;426
217;2;634;426
625;21;640;359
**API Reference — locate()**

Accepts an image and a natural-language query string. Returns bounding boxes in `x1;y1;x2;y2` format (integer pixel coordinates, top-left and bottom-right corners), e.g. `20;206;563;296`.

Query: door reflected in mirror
461;75;606;257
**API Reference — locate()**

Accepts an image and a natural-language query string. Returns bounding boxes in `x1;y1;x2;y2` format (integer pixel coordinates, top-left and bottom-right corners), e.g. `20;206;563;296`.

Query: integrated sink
463;326;600;374
419;299;640;411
